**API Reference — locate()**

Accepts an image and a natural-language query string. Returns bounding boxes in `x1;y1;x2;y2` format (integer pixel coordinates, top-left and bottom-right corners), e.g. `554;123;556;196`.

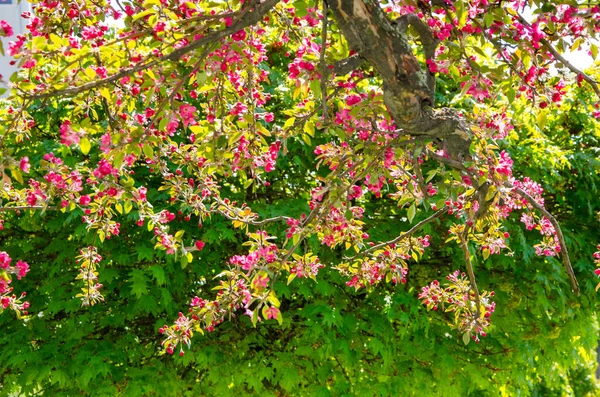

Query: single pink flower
264;306;279;320
0;251;11;269
79;195;91;206
19;157;30;173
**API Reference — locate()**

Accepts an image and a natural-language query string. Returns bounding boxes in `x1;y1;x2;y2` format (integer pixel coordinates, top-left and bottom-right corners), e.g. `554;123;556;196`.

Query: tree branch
26;0;281;100
512;185;580;296
319;0;329;123
395;13;438;60
325;0;470;159
0;205;57;212
331;54;365;76
460;224;481;318
516;13;600;100
351;206;448;259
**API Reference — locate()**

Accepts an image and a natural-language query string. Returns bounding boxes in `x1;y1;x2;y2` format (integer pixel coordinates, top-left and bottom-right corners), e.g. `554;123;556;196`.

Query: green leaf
149;265;166;286
84;67;96;79
462;332;471;345
591;44;598;60
181;254;189;269
407;203;416;224
79;137;91;155
482;248;490;261
287;273;296;285
143;143;153;159
304;121;315;137
129;269;148;298
309;79;321;102
132;9;154;20
537;112;547;129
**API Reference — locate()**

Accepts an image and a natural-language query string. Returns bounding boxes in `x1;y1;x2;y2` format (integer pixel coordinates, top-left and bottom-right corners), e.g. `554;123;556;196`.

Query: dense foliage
1;0;600;395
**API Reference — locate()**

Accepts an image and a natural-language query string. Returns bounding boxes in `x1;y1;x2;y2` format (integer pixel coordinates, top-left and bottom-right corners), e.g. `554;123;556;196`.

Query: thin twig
215;208;291;226
330;54;364;76
460;224;481;318
351;206;448;259
412;151;429;200
0;205;57;212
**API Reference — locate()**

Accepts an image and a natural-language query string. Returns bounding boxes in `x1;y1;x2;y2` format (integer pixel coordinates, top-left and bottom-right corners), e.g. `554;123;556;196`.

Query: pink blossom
7;35;25;56
22;59;37;69
231;29;247;41
0;252;11;269
496;150;513;177
60;120;81;146
19;157;30;173
79;195;91;206
253;274;269;289
345;95;362;106
178;104;197;128
264;306;279;320
520;213;535;230
93;159;117;179
0;20;14;37
15;260;29;279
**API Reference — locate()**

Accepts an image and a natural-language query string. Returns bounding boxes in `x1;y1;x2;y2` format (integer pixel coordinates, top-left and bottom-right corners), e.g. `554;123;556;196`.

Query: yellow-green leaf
304;121;315;137
143;143;153;159
79;137;91;155
462;332;471;345
407;203;416;223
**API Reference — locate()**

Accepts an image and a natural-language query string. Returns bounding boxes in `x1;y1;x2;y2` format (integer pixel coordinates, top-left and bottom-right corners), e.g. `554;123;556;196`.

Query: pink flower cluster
0;20;14;37
316;206;368;249
0;251;30;316
419;270;495;343
342;236;430;290
290;255;323;279
229;241;278;271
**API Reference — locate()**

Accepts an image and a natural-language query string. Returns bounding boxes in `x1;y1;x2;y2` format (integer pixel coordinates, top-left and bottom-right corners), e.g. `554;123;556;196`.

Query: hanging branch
319;0;329;123
460;225;481;318
0;205;57;212
512;185;580;296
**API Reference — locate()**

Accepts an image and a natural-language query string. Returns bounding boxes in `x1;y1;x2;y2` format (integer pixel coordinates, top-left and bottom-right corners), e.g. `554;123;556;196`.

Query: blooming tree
0;0;599;364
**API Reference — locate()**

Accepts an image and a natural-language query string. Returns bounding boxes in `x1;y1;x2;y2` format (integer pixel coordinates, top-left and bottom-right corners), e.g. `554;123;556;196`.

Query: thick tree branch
395;13;438;60
326;0;470;159
331;54;365;76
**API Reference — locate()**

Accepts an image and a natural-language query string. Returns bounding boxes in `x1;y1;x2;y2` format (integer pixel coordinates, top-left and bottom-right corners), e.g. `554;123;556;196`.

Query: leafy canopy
1;0;600;395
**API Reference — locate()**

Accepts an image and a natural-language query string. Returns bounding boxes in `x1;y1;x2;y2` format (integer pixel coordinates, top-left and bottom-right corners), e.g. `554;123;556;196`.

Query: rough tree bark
325;0;471;159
